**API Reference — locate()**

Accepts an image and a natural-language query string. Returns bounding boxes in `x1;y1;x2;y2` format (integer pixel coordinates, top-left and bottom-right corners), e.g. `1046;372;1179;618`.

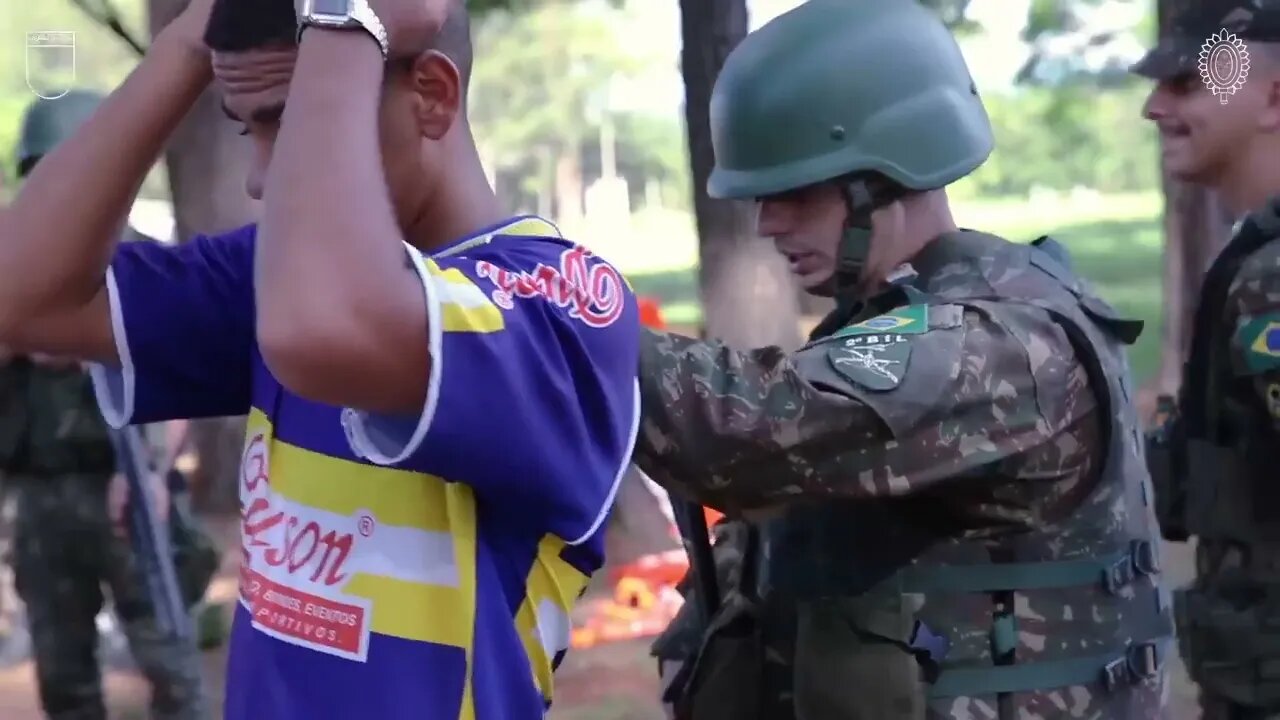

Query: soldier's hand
108;471;170;537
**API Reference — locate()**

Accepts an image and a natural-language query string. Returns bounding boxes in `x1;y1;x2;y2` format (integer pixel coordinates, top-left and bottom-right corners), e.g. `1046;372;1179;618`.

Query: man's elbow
258;308;353;405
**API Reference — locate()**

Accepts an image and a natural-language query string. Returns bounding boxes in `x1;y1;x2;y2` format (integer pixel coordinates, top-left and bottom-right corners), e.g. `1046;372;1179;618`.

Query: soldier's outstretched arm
0;2;213;362
633;302;1098;514
1227;250;1280;432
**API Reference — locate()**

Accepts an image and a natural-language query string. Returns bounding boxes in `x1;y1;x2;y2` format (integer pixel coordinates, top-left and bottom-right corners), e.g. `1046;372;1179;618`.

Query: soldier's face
1142;68;1278;184
756;183;845;291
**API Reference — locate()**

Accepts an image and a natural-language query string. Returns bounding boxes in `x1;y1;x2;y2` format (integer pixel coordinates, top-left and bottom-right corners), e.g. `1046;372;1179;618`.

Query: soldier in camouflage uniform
0;92;213;720
1133;2;1280;718
633;2;1175;719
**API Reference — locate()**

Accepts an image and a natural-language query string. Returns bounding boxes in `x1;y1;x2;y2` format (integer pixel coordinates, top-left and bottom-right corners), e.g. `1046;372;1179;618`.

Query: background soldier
1133;2;1280;718
1;91;215;720
633;1;1174;718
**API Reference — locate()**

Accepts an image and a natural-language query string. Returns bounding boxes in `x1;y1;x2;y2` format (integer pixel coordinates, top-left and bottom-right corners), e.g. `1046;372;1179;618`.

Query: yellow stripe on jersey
427;262;505;334
515;534;591;702
445;481;479;720
244;410;479;672
267;435;454;531
503;217;562;238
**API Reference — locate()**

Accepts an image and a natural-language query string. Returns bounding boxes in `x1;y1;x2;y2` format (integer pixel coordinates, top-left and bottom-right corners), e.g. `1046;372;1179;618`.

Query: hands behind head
161;0;218;58
367;0;451;60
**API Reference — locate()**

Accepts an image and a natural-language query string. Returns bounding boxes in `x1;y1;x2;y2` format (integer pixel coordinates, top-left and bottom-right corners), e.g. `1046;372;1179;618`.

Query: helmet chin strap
819;179;876;300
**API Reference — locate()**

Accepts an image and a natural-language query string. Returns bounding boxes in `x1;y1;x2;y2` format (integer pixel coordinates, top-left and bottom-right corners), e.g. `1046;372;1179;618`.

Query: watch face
310;0;350;17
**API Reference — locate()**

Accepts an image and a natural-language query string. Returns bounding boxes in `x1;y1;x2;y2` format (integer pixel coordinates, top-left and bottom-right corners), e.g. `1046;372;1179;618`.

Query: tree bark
678;0;802;350
1153;0;1233;395
149;0;257;514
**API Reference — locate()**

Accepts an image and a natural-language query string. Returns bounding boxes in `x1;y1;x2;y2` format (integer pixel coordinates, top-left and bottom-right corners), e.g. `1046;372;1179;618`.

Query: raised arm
633;302;1100;515
256;32;430;414
0;1;214;363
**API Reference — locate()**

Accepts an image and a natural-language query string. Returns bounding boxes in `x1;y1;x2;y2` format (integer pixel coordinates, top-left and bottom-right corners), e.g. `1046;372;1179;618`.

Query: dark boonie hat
1132;0;1280;80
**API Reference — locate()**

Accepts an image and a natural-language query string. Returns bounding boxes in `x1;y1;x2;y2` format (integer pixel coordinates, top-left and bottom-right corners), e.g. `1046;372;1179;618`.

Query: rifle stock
109;426;190;640
672;501;719;622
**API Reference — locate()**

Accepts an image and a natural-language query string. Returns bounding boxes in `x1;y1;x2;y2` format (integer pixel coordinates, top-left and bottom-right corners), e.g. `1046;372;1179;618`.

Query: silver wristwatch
297;0;390;60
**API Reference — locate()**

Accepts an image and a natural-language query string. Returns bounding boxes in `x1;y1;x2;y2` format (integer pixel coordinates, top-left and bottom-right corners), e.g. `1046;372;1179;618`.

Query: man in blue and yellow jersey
0;0;639;717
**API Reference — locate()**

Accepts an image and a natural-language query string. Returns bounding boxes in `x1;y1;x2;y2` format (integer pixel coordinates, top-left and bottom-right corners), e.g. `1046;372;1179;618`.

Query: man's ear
408;50;463;140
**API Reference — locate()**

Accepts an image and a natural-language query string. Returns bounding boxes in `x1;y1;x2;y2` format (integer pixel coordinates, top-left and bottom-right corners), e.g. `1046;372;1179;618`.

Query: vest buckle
1131;539;1159;576
1101;642;1161;692
1103;541;1159;595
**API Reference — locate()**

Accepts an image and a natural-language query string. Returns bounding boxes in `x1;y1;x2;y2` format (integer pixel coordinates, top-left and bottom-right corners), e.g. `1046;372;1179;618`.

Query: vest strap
927;639;1168;698
899;541;1157;595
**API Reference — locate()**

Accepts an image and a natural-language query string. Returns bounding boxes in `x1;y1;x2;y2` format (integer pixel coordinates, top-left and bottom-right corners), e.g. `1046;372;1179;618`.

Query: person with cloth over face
633;1;1174;719
0;0;640;717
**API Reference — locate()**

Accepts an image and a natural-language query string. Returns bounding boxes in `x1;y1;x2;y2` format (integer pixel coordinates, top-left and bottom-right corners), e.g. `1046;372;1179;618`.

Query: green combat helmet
15;89;104;178
707;0;993;291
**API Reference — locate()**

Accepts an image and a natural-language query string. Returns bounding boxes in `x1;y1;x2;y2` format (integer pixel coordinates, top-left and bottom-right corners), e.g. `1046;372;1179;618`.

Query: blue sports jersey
89;216;640;719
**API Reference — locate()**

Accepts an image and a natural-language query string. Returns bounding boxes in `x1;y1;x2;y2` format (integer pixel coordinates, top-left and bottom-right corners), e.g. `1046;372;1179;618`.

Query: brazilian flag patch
1236;314;1280;373
833;304;929;339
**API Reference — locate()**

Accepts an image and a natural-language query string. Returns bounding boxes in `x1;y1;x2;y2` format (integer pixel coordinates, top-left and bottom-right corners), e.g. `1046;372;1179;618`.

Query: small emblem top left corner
25;30;77;101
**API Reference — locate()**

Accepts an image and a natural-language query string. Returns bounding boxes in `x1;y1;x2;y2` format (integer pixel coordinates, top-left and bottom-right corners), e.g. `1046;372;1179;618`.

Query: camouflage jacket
634;230;1172;720
1161;203;1280;708
1227;233;1280;445
1179;219;1280;562
0;357;115;478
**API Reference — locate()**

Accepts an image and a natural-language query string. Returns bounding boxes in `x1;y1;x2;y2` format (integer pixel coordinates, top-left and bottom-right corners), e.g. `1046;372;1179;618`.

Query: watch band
298;0;390;61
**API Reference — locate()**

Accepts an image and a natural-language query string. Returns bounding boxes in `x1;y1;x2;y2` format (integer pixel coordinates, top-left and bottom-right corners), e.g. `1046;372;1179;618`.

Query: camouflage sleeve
633;302;1096;513
1226;248;1280;432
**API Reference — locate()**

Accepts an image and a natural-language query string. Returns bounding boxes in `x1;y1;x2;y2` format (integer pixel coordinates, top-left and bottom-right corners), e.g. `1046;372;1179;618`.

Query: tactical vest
0;359;115;477
754;231;1173;719
1159;199;1280;708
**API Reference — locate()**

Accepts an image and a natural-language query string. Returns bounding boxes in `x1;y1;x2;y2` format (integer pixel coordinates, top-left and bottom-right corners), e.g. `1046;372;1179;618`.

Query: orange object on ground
570;573;685;649
608;548;689;587
637;296;666;330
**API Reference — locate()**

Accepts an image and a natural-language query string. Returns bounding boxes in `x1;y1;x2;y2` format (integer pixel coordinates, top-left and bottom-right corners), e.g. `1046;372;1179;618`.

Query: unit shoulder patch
826;334;913;392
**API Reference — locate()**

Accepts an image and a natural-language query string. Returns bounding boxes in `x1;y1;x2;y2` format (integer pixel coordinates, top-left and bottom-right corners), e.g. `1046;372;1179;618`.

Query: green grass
626;192;1166;384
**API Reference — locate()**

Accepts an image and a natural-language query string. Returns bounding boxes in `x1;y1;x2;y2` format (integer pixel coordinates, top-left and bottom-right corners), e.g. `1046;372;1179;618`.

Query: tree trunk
1155;179;1231;392
679;0;802;350
149;0;257;514
554;149;583;229
1153;0;1233;395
